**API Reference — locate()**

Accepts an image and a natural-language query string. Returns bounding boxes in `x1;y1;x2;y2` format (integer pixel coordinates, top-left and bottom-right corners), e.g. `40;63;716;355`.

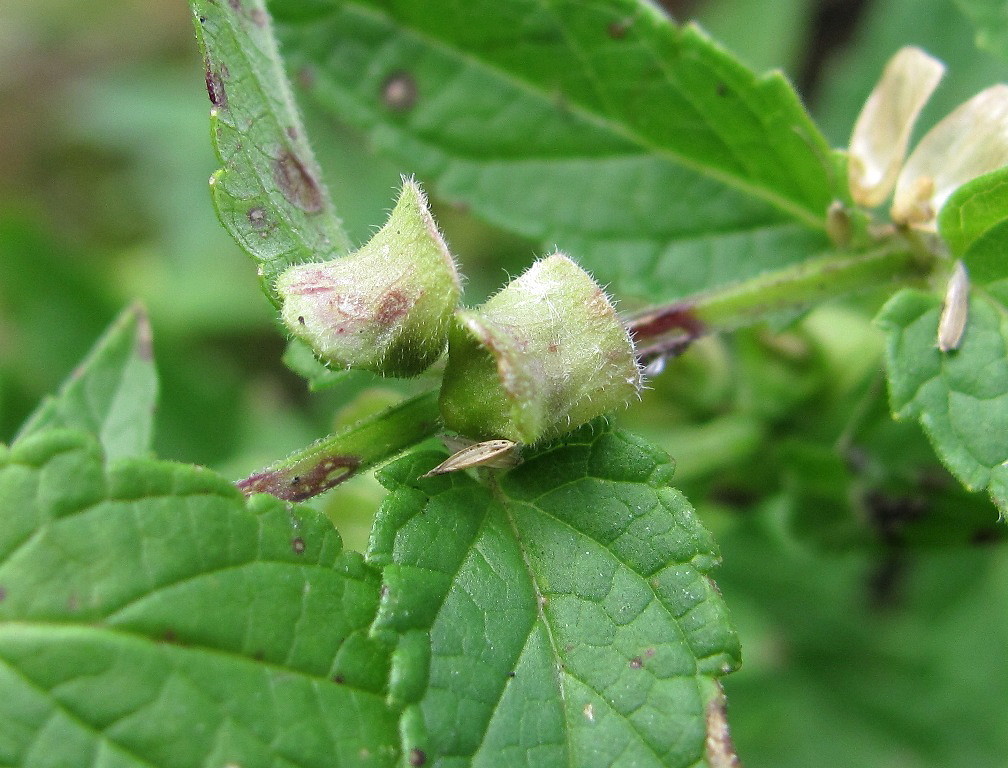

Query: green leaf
939;167;1008;285
369;423;740;767
0;428;400;767
191;0;353;304
277;0;839;302
954;0;1008;60
877;287;1008;513
15;305;157;461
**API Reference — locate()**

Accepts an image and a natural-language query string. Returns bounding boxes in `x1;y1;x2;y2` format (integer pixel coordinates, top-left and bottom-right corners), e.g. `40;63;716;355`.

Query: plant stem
626;245;929;362
241;245;932;501
237;389;440;500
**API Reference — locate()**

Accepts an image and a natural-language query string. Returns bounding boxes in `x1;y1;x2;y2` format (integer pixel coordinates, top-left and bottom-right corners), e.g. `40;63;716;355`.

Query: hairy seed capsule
276;178;461;377
439;253;642;444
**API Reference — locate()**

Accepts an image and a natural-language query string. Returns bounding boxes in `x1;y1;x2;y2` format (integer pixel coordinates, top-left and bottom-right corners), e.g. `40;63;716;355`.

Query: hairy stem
626;244;930;362
241;244;935;502
238;389;440;500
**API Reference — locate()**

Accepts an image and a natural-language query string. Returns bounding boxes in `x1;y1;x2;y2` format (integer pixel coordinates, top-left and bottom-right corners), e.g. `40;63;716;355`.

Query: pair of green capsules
277;179;642;462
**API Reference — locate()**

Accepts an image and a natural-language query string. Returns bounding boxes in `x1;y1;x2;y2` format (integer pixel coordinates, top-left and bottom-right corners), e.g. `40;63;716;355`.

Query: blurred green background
2;0;1007;765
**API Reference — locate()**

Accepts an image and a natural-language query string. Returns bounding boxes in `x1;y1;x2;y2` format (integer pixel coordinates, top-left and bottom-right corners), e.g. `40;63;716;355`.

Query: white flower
848;46;1008;231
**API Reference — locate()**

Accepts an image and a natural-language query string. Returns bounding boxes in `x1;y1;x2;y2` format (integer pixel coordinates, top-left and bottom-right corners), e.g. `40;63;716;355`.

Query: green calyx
276;178;461;377
439;253;642;444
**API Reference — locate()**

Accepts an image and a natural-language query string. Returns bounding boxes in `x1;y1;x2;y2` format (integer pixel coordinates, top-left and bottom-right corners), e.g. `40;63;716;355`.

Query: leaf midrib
296;1;829;230
491;473;700;768
0;620;386;699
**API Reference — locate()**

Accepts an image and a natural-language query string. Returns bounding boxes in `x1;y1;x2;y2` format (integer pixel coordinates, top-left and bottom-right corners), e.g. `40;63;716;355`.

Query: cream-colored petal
892;84;1008;230
848;47;945;207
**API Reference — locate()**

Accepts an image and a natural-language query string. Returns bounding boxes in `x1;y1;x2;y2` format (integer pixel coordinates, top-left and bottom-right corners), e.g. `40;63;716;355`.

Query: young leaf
938;166;1008;285
15;304;157;461
0;428;400;767
369;424;741;767
277;0;840;301
191;0;353;304
877;288;1008;513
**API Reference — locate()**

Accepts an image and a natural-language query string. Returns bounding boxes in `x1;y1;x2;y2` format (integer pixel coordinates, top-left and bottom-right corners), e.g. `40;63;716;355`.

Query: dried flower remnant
937;260;970;352
422;439;519;477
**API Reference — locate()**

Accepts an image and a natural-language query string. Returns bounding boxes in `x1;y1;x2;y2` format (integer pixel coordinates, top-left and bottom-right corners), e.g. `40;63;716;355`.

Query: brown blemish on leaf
247;207;267;230
297;315;306;325
297;66;316;89
237;455;360;501
292;537;306;555
376;290;412;326
0;586;6;602
286;126;298;140
382;71;418;112
332;673;345;684
162;629;179;644
408;748;427;767
66;593;80;612
273;151;324;213
705;687;741;767
204;57;228;108
607;18;632;39
629;656;643;669
250;7;266;26
227;0;241;9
